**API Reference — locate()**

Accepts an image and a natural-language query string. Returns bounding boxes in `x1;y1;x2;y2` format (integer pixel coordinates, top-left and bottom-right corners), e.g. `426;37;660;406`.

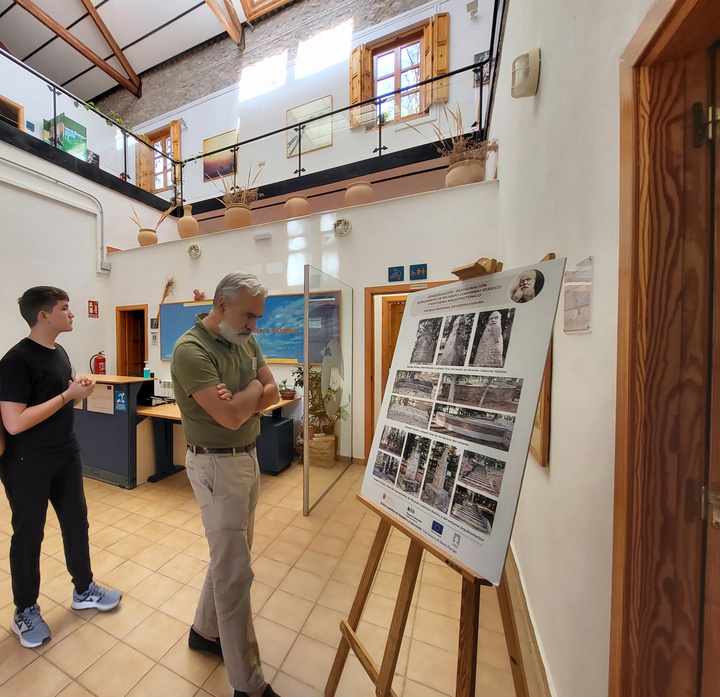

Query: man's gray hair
213;272;268;307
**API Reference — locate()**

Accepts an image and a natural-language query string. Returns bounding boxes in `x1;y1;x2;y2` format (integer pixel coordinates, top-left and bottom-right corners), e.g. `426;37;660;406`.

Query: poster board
159;293;340;362
360;258;565;584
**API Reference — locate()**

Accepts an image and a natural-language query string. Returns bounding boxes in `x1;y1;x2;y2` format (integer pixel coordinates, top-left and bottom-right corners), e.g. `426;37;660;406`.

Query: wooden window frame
0;94;25;131
147;125;173;194
135;120;181;195
349;14;448;130
372;31;424;126
238;0;293;22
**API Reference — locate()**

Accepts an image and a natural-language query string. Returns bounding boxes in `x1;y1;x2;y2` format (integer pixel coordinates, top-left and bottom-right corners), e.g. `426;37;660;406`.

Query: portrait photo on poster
509;268;545;303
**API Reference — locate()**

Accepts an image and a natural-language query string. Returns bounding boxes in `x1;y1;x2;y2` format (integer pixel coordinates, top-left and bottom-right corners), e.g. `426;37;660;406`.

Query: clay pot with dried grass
216;166;263;230
407;105;498;188
130;204;176;247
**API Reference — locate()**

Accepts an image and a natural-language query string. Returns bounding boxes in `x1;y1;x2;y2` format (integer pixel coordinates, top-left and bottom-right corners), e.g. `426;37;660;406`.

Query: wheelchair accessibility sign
115;390;127;412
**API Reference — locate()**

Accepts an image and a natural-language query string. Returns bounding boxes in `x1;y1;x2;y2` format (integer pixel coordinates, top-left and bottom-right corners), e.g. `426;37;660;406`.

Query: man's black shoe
234;684;281;697
188;626;223;657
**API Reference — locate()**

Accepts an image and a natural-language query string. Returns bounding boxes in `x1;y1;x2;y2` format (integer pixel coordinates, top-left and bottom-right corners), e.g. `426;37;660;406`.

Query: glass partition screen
302;265;353;514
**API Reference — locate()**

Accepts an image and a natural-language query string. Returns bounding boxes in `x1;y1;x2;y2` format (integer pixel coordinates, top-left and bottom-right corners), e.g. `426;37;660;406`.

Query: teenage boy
0;286;122;649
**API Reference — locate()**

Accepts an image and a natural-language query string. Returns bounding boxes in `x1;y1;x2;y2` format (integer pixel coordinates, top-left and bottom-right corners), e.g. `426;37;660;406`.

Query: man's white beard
219;320;252;345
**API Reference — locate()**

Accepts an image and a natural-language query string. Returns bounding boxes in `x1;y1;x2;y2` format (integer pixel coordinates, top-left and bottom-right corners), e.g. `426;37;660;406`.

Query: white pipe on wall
0;155;110;274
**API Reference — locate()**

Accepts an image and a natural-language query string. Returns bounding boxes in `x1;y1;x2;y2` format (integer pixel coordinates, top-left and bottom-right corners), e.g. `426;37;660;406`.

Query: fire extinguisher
90;351;106;375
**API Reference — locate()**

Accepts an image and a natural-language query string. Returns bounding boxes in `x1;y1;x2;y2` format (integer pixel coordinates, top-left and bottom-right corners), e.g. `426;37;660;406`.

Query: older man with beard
171;272;281;697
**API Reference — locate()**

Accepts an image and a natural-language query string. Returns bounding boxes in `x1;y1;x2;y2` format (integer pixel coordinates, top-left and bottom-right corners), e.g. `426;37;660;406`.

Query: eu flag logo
431;521;443;535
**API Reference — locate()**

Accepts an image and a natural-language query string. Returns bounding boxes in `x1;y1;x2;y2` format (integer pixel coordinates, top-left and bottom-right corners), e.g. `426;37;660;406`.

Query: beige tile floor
0;461;516;697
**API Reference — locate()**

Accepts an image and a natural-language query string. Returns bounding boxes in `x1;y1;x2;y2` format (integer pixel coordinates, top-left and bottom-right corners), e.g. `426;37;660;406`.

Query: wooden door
613;31;717;694
701;43;720;697
364;282;451;462
380;295;406;395
115;305;147;376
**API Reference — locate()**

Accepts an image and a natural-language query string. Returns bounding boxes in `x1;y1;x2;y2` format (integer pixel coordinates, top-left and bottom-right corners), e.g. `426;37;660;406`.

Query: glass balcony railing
0;47;494;209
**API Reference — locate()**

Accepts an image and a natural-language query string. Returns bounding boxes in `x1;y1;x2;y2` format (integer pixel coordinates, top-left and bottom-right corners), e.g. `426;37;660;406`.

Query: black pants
0;447;92;611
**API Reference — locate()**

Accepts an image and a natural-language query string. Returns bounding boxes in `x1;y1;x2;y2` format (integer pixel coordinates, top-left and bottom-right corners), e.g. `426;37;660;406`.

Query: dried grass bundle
156;277;175;321
216;165;264;207
408;105;498;165
130;203;177;231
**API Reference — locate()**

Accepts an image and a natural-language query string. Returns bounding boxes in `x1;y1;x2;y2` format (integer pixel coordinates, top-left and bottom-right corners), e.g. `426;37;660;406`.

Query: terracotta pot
344;181;374;206
177;204;199;238
224;203;252;229
283;195;310;218
280;390;296;400
445;159;486;188
137;228;158;246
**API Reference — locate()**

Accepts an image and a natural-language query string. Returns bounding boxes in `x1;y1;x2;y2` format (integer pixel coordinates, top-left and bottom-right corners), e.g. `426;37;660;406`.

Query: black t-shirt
0;338;79;453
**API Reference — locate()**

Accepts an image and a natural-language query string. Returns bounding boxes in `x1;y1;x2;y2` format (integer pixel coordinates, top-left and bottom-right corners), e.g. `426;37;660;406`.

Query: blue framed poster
159;292;340;363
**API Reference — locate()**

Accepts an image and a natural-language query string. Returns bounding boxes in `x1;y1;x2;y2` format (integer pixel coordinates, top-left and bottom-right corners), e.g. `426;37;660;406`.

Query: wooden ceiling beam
223;0;245;49
13;0;140;96
78;0;140;88
204;0;244;46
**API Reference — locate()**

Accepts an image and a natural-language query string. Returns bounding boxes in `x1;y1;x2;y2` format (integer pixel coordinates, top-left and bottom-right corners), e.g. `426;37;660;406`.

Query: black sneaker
188;626;223;657
234;685;281;697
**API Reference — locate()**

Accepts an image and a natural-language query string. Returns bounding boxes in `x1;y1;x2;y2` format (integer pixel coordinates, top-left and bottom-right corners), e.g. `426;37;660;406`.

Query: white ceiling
0;0;233;101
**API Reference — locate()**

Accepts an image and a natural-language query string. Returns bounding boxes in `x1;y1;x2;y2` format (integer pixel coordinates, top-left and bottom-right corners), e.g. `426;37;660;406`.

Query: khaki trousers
185;448;264;693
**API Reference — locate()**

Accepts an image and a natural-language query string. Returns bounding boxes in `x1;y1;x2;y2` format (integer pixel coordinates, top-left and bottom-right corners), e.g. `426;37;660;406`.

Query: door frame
364;282;451;463
612;0;719;693
381;294;408;396
115;304;148;376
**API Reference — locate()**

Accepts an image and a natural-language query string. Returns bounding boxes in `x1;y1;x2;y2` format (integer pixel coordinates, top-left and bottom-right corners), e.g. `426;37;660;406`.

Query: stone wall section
93;0;428;127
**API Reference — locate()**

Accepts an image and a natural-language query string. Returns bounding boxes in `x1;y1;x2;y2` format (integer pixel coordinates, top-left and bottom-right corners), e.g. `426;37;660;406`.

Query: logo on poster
431;521;444;535
115;391;127;412
452;532;461;547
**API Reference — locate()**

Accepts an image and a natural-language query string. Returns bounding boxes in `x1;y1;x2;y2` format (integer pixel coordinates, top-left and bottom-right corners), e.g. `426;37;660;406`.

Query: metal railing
0;42;499;208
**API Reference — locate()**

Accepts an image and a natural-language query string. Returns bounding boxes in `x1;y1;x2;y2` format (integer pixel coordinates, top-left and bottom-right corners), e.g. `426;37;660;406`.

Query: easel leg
325;518;391;697
497;569;530;697
376;540;424;697
457;576;481;697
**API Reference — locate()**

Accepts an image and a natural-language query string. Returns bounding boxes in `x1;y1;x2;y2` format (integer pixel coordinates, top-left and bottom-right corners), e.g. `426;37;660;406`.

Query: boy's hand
66;377;96;401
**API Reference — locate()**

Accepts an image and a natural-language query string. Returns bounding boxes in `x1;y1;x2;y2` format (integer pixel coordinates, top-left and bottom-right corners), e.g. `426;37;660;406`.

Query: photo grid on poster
361;260;565;585
382;308;522;540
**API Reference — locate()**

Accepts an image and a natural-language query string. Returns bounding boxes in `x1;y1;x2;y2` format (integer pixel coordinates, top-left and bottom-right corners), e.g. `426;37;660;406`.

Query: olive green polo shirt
171;313;267;448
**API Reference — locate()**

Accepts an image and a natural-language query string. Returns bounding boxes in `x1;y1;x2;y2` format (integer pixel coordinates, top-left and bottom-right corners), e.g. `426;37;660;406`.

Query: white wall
489;0;655;695
105;180;500;459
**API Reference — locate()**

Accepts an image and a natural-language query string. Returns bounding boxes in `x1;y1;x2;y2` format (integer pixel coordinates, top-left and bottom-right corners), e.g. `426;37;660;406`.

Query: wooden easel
325;259;529;697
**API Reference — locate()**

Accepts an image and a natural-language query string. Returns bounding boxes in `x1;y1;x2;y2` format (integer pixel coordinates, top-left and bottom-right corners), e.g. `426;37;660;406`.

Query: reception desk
74;374;156;489
137;397;300;480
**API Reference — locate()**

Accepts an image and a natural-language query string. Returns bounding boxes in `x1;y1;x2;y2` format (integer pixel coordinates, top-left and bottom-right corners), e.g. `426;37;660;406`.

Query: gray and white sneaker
71;581;122;611
13;604;51;648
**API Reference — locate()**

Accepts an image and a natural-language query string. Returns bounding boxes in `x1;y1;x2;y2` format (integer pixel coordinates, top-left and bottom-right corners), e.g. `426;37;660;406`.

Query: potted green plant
277;379;297;400
291;365;348;437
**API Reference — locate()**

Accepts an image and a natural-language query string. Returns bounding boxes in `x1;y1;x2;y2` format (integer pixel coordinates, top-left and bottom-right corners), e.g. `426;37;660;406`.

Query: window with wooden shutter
349;45;374;129
134;120;181;194
353;14;450;128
